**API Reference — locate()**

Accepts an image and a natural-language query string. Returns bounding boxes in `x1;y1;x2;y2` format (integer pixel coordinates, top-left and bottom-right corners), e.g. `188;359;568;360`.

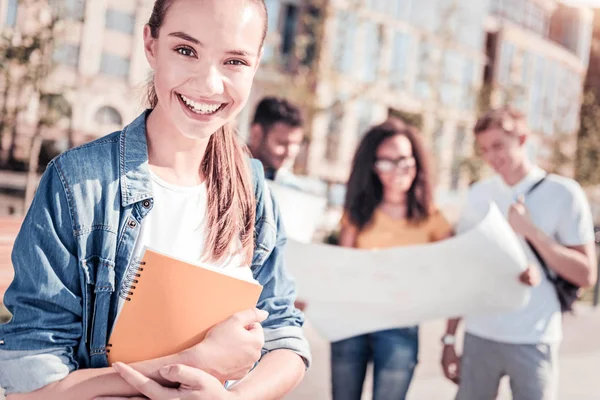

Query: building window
362;21;381;83
105;9;135;35
526;3;547;36
5;0;18;27
491;0;548;36
416;40;435;100
529;55;545;132
95;106;123;126
100;53;130;79
49;0;86;21
390;31;410;89
332;11;357;74
53;44;80;67
498;41;514;85
506;0;523;26
461;60;476;111
441;50;462;107
281;4;299;59
394;0;412;20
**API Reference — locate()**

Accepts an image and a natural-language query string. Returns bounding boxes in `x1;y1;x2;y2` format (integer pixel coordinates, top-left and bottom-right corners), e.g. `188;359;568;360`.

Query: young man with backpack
441;107;597;399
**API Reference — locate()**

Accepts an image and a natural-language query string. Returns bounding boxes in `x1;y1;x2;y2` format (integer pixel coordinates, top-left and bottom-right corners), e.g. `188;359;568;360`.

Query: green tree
575;10;600;185
0;0;71;210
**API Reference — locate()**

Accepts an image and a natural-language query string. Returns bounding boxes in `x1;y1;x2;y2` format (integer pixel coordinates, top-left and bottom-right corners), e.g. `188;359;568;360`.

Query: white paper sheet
267;181;327;243
283;203;531;342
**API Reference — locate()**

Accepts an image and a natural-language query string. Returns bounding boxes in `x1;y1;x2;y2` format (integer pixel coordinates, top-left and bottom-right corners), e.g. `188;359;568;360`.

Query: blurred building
489;0;593;177
0;0;153;163
246;0;593;203
0;0;594;204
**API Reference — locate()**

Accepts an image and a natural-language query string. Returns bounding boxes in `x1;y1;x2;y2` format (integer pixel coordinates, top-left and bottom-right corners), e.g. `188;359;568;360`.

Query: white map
283;203;531;342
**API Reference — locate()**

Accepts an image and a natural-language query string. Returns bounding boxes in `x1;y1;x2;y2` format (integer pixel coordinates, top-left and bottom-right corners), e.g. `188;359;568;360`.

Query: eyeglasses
374;157;416;173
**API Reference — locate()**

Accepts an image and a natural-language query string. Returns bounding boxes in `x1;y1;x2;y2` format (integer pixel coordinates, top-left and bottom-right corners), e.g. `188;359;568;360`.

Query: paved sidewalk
286;304;600;400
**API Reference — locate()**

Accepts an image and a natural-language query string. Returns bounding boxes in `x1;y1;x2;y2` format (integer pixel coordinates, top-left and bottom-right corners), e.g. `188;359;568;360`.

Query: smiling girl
0;1;309;399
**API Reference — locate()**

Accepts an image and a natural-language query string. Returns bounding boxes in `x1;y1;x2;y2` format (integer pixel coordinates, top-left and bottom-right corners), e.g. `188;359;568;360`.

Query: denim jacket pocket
80;257;115;345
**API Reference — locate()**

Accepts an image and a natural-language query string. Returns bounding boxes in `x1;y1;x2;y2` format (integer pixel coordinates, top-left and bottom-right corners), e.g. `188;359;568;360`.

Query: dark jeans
331;326;419;400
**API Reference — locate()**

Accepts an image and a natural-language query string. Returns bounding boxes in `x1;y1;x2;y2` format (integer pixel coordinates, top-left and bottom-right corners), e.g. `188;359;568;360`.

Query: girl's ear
143;25;158;70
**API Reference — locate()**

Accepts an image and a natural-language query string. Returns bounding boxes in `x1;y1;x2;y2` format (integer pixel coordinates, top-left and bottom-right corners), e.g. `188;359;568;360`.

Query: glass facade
53;44;80;67
362;21;381;83
332;10;358;75
105;9;136;35
390;31;411;90
496;39;583;136
498;41;515;84
49;0;86;21
5;0;17;27
252;0;590;182
490;0;550;36
100;53;131;79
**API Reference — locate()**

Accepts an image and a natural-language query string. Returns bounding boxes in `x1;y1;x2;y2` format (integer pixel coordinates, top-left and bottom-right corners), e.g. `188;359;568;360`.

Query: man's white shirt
458;166;594;344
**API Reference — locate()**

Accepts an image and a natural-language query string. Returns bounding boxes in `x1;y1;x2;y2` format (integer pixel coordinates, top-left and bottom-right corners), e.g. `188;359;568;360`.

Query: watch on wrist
441;334;456;346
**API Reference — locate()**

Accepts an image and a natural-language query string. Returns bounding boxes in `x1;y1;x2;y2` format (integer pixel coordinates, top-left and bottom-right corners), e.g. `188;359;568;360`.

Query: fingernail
258;309;269;318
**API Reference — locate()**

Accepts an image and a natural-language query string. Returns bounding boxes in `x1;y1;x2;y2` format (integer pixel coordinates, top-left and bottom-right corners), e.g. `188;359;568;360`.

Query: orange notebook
107;247;263;364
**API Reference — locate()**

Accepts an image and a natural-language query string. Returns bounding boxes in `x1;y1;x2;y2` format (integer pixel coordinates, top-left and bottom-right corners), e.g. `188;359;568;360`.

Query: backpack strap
523;174;553;281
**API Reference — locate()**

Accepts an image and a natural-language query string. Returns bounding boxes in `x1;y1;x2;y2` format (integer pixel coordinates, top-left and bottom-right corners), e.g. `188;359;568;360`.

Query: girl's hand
95;362;240;400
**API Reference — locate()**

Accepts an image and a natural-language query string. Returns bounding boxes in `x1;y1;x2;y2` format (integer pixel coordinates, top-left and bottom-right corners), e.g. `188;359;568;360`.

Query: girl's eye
176;47;194;57
225;59;247;66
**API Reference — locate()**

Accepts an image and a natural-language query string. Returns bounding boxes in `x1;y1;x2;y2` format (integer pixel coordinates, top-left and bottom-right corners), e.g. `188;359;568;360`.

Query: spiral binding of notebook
107;259;147;354
118;259;146;301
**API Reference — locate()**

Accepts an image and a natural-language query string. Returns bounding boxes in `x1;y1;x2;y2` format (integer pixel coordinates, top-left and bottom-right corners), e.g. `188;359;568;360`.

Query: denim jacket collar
119;110;153;207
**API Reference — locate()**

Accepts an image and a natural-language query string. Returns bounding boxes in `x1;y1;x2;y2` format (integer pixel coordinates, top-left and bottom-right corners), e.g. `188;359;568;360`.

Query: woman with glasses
331;118;453;400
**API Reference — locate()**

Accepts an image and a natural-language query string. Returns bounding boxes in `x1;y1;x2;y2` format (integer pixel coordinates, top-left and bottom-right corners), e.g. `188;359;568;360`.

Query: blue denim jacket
0;111;310;394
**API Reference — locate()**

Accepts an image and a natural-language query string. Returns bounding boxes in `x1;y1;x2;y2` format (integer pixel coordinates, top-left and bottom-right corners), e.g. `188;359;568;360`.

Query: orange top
342;208;453;249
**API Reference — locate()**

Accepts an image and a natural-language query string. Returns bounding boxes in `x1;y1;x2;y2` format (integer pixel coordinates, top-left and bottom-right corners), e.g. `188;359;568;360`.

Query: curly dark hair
344;118;434;230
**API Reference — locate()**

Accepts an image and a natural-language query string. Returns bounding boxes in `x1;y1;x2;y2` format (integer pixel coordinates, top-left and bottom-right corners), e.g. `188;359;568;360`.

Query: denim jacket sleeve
250;160;311;367
0;162;81;394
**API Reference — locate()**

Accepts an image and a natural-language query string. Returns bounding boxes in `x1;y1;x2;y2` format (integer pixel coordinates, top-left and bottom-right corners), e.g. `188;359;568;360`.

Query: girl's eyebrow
168;31;257;58
169;31;201;45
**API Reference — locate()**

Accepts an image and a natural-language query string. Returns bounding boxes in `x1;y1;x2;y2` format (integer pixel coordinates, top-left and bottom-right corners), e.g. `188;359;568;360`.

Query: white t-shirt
459;166;594;344
116;170;253;316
